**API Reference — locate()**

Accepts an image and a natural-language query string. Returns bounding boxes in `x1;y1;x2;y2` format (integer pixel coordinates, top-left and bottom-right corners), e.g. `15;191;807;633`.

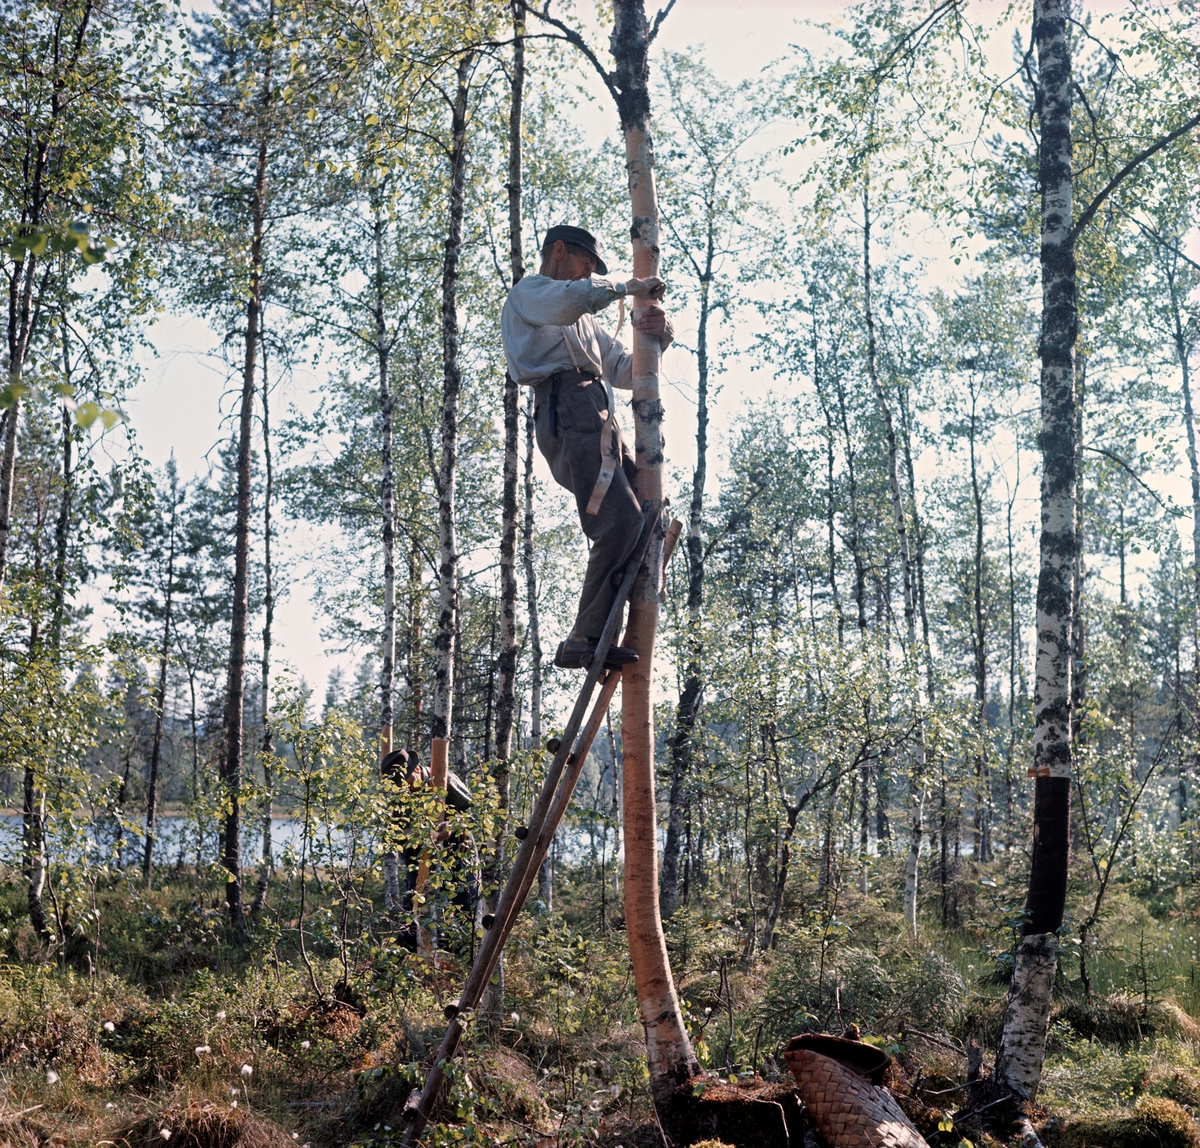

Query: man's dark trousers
534;372;643;641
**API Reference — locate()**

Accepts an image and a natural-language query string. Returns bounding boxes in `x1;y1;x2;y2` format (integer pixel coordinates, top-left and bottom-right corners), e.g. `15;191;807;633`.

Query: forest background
2;0;1200;1145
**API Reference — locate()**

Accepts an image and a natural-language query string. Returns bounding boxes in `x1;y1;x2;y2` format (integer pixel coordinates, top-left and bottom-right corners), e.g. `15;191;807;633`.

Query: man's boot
554;635;639;670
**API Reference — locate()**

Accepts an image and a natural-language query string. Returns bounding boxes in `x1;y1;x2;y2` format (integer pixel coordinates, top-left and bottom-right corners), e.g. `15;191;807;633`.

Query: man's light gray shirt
501;275;634;397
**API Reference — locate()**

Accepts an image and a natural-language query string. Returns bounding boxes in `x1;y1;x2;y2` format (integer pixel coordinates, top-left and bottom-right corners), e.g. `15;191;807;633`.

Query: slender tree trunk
611;0;700;1106
143;499;178;888
250;345;276;917
482;8;526;1016
1;258;41;594
522;389;542;744
969;397;989;863
810;309;845;644
861;183;925;934
1171;259;1199;821
431;53;472;751
23;767;49;940
51;384;73;648
832;374;867;633
661;248;713;917
496;1;524;774
222;52;272;937
1007;476;1019;843
406;534;423;743
373;202;403;914
995;0;1075;1101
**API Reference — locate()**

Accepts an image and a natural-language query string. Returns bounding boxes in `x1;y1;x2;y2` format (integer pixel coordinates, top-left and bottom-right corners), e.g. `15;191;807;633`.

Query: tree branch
1081;445;1175;512
648;0;677;45
1070;110;1200;244
529;6;622;109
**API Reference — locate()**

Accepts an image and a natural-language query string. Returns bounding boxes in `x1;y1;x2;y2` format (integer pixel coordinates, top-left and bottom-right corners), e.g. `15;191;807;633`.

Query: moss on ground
1050;1098;1200;1148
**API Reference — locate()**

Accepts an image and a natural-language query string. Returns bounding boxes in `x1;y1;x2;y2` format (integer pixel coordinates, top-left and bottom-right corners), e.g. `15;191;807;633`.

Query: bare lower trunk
24;765;49;940
612;0;698;1102
483;21;525;1016
251;350;276;918
222;65;272;936
374;202;402;913
862;182;925;933
522;389;542;743
1;245;41;595
1172;259;1200;820
143;499;178;888
431;54;472;745
995;0;1075;1100
661;262;711;918
496;2;524;769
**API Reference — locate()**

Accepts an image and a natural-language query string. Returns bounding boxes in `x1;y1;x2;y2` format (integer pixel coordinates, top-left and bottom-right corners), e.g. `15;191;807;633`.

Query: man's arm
507;274;624;328
597;305;673;390
507;274;669;329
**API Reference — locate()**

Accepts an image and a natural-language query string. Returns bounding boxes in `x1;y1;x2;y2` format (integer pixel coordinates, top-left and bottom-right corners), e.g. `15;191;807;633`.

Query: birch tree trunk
496;1;524;775
143;496;178;888
373;202;403;914
994;0;1075;1101
431;53;472;756
611;0;700;1108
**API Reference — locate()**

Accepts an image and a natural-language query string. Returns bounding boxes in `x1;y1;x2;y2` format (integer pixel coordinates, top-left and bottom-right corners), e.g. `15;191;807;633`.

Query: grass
0;861;1198;1146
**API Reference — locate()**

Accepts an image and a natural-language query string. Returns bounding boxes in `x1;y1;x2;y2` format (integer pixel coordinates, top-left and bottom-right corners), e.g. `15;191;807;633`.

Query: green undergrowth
1;867;1199;1147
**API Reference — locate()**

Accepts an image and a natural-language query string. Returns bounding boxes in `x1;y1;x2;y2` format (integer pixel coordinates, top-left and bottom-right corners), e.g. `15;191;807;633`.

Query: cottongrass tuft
240;1064;253;1077
103;1021;116;1032
215;1010;227;1021
113;1097;295;1147
45;1069;59;1084
299;1041;310;1050
159;1129;171;1140
195;1046;211;1056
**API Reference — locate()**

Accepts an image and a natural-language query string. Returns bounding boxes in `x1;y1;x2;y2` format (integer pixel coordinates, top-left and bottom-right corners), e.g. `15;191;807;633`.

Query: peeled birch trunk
995;0;1075;1101
431;54;472;748
611;0;699;1107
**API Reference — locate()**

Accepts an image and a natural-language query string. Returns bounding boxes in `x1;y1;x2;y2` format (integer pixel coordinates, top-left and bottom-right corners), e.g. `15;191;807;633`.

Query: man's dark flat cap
544;224;607;275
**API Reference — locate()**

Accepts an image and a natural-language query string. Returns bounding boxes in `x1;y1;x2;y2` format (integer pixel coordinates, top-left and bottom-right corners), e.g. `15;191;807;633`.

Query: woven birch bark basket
784;1047;930;1148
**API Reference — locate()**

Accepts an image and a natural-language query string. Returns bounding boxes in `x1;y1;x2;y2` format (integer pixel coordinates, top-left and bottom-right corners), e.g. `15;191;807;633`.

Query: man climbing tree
500;223;673;669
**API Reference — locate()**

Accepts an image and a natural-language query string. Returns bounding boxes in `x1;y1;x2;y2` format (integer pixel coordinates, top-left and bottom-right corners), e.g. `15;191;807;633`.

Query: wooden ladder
398;499;667;1146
